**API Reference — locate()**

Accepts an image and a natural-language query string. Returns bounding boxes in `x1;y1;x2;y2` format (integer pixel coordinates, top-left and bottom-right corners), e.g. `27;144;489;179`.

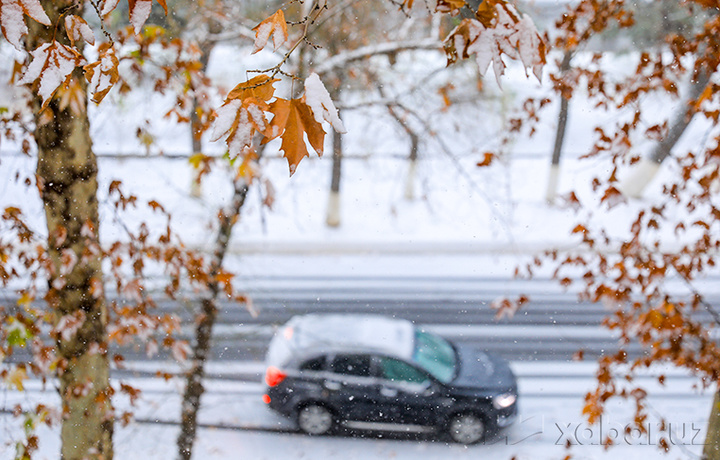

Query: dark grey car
263;314;518;444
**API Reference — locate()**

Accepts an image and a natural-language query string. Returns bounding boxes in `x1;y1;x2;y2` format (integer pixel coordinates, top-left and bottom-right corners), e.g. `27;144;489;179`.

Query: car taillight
265;366;287;387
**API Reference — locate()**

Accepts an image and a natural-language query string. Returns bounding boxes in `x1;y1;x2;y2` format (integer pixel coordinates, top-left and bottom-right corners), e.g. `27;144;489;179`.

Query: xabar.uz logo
555;416;705;446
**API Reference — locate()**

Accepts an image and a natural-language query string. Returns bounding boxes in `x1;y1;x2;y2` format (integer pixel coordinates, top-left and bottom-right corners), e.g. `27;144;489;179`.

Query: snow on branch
313;38;443;76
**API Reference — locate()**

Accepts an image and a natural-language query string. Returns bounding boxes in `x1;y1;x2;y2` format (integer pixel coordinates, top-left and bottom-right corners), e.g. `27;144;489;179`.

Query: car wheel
297;403;335;436
447;412;486;444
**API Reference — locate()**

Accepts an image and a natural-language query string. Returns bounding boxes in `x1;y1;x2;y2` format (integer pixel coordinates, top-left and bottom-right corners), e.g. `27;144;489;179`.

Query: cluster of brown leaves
495;0;720;449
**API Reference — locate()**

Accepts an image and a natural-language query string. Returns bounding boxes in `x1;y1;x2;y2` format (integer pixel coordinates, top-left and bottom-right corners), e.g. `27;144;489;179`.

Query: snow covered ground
1;361;711;459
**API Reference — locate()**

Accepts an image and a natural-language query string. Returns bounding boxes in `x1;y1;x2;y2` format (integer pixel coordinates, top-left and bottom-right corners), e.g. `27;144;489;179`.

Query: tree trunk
177;180;248;460
620;70;711;198
546;50;572;204
30;3;113;459
404;129;419;200
386;105;420;201
326;121;343;227
189;48;212;198
704;388;720;460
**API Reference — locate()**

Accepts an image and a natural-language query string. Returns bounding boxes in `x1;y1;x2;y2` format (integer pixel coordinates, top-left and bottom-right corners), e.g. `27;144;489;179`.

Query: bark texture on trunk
29;2;113;459
177;181;248;460
704;388;720;460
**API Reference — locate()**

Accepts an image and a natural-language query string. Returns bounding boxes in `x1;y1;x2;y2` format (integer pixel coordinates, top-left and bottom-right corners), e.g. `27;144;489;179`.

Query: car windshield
412;329;457;384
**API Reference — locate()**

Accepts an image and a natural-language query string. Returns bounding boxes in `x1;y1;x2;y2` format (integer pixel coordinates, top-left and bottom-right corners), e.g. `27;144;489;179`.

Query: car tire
446;412;486;444
297;403;335;436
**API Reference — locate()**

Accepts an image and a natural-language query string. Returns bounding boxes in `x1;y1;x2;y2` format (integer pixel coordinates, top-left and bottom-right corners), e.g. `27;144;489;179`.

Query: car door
326;354;383;422
374;355;437;426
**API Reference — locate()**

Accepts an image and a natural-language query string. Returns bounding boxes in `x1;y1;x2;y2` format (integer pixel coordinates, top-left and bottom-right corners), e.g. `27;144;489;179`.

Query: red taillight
262;394;272;404
265;366;287;387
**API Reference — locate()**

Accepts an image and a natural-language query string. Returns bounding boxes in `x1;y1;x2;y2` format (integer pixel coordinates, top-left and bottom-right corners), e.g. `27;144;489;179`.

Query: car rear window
331;354;372;377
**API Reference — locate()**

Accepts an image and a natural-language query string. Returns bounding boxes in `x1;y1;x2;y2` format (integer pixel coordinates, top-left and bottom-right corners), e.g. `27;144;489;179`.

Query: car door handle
324;380;342;390
380;387;398;397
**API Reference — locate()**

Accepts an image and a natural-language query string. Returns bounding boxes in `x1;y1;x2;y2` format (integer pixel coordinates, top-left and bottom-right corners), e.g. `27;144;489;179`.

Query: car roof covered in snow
266;314;415;367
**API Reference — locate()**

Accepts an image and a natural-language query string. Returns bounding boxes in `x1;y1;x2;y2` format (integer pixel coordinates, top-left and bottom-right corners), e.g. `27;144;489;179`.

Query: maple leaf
226;74;279;102
19;41;84;108
211;98;269;159
266;98;326;175
64;14;95;47
211;75;279;159
128;0;167;33
252;9;288;54
84;43;119;104
0;0;51;51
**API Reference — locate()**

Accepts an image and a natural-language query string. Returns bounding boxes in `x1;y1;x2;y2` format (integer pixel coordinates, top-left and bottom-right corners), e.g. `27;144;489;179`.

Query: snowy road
1;361;711;459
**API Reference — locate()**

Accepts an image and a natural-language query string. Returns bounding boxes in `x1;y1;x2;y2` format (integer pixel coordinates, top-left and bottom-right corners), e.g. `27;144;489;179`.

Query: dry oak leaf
252;9;288;54
84;43;120;104
19;41;84;108
0;0;50;50
128;0;167;33
266;98;325;176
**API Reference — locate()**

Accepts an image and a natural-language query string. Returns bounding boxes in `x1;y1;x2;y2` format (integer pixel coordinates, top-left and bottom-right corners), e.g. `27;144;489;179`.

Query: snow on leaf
303;73;346;133
443;0;545;86
65;15;95;47
84;43;119;104
266;98;326;176
210;98;268;159
211;75;278;159
251;9;288;54
100;0;121;16
0;0;50;50
18;41;84;108
128;0;167;34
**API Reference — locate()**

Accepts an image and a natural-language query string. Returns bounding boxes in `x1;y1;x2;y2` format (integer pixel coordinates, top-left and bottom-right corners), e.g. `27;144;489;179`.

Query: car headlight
493;393;516;409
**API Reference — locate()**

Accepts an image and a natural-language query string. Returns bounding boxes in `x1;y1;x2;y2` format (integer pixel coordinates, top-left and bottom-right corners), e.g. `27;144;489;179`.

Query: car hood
450;343;516;392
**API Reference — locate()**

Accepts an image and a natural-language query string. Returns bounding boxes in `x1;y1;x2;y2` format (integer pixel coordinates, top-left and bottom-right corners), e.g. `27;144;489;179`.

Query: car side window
378;357;429;384
330;354;371;377
299;356;326;372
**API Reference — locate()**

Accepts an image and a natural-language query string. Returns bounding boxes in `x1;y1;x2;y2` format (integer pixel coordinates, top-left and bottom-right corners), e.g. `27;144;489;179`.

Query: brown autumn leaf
64;14;95;47
436;0;467;14
84;43;119;104
19;41;85;109
0;0;51;50
266;98;325;175
226;74;278;102
128;0;167;33
477;152;495;167
57;76;86;116
252;9;288;54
